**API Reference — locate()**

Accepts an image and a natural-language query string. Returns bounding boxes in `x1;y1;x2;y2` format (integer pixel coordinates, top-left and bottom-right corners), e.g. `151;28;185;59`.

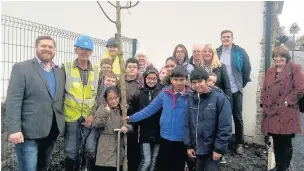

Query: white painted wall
1;1;264;138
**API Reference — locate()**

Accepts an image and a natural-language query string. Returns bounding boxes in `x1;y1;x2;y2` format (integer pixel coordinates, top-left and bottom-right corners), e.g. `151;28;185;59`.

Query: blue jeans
15;125;58;171
138;143;160;171
64;118;98;160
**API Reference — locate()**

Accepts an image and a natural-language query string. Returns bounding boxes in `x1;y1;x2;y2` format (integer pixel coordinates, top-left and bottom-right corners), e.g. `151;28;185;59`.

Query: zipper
196;93;200;150
81;86;84;118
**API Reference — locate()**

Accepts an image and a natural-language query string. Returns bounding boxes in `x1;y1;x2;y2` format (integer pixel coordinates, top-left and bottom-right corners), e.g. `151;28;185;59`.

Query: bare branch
107;1;116;8
121;1;139;9
97;1;116;24
127;8;131;15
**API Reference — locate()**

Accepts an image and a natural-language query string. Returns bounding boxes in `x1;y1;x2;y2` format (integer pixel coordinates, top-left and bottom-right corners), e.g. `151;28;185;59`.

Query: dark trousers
15;117;59;171
232;91;244;144
157;138;186;171
64;117;98;170
195;155;220;171
127;132;141;171
270;133;294;169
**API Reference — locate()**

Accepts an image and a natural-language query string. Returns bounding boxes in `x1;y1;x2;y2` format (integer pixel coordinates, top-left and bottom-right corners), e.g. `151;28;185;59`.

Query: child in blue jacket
185;68;232;171
126;66;191;171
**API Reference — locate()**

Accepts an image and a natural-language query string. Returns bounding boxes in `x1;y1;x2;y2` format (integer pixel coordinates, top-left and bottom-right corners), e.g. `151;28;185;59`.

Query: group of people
5;29;304;171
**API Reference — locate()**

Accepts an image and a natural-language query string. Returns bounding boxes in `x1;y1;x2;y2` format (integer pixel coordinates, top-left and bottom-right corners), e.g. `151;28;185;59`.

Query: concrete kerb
267;139;276;170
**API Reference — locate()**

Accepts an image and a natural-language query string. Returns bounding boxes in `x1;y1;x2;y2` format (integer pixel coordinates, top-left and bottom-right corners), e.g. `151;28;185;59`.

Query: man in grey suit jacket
5;36;65;171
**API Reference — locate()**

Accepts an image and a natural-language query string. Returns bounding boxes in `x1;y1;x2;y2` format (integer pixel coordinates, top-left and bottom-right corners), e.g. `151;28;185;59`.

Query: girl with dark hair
160;57;178;86
93;86;133;171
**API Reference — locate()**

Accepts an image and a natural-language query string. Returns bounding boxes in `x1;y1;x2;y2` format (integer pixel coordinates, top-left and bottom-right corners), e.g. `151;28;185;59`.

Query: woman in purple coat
260;45;304;171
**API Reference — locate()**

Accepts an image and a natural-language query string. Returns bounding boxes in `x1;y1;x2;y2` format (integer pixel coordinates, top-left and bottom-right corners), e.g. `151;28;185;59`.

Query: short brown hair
104;71;117;80
100;58;113;67
35;36;56;47
220;30;234;38
272;45;290;61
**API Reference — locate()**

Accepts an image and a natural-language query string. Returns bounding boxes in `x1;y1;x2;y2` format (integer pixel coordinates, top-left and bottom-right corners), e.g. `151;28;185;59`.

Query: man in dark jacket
216;30;251;154
184;67;232;171
131;67;163;171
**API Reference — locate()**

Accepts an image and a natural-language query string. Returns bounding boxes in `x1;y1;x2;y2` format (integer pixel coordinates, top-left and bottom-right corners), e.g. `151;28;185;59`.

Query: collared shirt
174;88;185;95
220;47;238;93
62;59;104;116
72;59;94;86
35;56;56;72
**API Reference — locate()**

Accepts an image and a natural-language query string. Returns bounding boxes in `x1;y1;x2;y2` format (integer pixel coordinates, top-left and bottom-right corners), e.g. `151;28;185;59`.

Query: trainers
236;144;244;154
220;157;227;164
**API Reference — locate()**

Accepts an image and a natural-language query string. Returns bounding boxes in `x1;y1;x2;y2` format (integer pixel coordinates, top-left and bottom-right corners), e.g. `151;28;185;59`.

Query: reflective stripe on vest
64;62;100;122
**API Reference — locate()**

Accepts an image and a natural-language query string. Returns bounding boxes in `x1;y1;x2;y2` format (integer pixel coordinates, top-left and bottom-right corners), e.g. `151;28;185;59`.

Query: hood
143;68;159;89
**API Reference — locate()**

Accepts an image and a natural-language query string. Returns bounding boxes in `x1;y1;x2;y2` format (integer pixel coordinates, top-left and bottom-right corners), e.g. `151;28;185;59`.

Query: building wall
1;1;264;140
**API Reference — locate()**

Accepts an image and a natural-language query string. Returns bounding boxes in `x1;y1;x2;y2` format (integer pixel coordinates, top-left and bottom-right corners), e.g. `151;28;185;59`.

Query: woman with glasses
172;44;194;74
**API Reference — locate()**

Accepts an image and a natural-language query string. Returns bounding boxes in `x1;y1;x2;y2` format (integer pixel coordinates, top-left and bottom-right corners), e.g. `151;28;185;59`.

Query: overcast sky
279;0;304;37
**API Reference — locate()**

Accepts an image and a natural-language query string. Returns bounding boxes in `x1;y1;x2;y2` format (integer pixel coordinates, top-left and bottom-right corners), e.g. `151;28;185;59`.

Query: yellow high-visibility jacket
63;62;100;122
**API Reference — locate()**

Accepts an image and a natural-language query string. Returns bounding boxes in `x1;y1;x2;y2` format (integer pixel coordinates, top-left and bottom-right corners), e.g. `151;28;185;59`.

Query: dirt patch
220;143;268;171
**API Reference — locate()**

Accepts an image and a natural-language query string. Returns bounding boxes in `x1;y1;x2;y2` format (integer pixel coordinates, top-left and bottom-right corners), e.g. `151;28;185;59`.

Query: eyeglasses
176;50;185;54
107;96;119;101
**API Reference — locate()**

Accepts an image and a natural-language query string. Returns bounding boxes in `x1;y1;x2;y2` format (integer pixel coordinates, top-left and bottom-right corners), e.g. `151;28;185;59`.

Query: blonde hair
200;44;222;68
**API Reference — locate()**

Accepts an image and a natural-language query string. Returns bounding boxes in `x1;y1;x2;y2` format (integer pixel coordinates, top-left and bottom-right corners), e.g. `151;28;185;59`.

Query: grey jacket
5;58;66;139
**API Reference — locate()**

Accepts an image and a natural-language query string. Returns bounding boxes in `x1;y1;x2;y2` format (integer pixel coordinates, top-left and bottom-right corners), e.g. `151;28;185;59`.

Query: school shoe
220;157;227;164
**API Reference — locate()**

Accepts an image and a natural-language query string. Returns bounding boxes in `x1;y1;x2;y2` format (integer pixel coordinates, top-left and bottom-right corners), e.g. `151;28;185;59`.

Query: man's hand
187;149;196;158
124;116;130;121
9;132;24;144
82;115;94;128
213;151;222;161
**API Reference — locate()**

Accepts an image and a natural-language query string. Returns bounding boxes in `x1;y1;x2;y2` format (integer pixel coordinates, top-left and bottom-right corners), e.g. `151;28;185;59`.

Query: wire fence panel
1;14;134;171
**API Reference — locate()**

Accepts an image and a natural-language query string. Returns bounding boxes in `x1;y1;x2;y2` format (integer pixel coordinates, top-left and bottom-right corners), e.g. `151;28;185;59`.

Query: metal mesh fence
1;14;134;171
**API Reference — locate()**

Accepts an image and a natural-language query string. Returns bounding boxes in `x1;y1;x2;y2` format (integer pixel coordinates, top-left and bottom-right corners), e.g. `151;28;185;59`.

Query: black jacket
212;64;232;101
131;83;163;143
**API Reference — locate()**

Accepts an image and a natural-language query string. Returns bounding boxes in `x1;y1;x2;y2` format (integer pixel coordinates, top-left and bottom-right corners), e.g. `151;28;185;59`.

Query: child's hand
124;116;130;121
187;149;196;158
120;126;129;133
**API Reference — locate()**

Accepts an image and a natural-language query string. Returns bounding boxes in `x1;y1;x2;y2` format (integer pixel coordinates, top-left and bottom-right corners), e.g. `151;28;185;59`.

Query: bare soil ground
220;143;268;171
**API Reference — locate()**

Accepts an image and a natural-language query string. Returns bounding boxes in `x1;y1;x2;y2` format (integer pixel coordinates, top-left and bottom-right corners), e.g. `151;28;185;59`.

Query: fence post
132;39;137;58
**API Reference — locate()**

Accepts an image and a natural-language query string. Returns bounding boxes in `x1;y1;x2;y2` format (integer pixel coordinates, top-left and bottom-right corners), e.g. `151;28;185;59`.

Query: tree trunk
116;2;128;171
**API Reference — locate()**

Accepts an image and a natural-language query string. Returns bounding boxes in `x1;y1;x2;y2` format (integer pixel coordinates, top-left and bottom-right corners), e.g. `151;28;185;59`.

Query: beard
36;50;55;62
